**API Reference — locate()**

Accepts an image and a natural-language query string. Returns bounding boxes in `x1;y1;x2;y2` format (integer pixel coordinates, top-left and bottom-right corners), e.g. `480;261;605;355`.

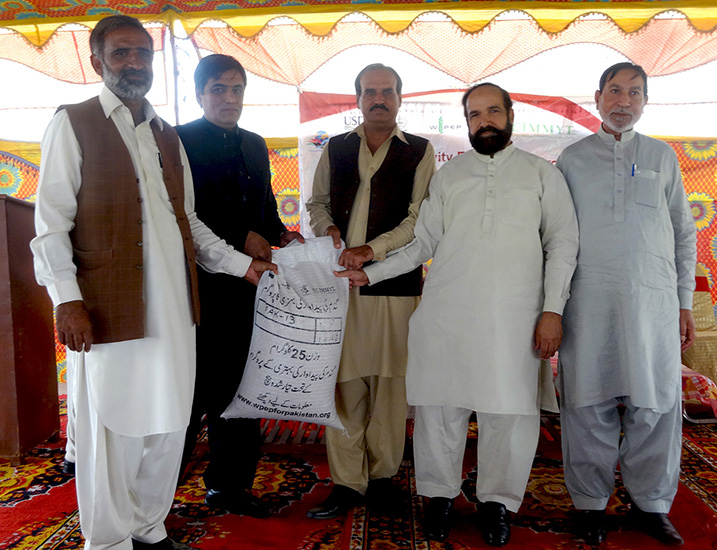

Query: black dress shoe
306;485;364;519
633;510;684;546
575;509;607;544
132;538;197;549
424;497;454;542
366;478;405;516
480;501;511;547
204;488;272;518
62;459;75;476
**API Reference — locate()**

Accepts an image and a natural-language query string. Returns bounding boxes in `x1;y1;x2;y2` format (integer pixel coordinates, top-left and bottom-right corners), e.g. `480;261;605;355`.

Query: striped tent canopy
1;1;716;87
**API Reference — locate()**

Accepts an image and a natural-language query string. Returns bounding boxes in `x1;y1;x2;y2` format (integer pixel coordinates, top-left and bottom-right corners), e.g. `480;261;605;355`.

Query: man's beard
102;61;152;100
469;121;512;155
603;109;640;134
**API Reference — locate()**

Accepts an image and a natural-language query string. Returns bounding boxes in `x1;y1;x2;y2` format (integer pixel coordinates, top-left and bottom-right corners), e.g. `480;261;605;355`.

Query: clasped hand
326;225;374;270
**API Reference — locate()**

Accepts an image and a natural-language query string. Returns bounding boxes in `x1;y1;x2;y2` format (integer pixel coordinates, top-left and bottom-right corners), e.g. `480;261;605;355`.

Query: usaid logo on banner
342;111;409;132
343;114;363;129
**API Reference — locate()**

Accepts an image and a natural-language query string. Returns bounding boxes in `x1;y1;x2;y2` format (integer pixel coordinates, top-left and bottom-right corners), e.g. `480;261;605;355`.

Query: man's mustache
370;104;390;111
121;68;150;80
475;125;501;137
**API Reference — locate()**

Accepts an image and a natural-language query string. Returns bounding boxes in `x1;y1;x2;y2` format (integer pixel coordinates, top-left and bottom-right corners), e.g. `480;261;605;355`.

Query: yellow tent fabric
1;0;716;46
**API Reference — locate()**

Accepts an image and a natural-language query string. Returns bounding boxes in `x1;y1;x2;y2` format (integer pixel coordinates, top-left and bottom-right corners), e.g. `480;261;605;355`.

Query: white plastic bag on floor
222;236;348;431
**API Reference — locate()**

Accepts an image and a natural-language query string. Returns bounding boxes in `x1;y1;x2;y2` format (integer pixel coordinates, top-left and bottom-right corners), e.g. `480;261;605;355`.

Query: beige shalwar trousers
325;375;407;494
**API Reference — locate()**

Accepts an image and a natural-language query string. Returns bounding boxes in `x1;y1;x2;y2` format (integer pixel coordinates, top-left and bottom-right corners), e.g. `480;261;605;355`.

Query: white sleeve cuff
227;251;252;279
678;288;694;311
542;295;566;316
48;279;84;307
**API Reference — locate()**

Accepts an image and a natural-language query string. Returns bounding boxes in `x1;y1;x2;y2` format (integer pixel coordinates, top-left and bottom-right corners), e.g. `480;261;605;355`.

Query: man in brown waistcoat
305;63;435;519
31;15;275;550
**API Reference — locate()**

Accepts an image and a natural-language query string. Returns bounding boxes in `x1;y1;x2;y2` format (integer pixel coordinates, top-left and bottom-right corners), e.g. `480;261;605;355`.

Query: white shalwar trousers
65;352;77;463
560;391;682;513
74;355;184;550
414;405;540;513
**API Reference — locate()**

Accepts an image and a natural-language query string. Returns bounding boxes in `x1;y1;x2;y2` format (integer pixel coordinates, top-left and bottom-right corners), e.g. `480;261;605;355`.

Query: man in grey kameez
556;62;697;546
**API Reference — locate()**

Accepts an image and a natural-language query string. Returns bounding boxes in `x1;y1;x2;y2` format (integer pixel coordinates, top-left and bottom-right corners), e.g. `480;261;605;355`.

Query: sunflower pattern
684;141;717;162
276;147;298;159
710;234;717;263
276;187;301;229
689;191;716;231
670;141;717;309
0;152;39;200
267;147;301;231
0;163;21;196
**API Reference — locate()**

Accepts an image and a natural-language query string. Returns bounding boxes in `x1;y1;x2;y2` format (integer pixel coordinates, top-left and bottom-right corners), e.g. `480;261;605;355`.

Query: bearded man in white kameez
337;83;579;547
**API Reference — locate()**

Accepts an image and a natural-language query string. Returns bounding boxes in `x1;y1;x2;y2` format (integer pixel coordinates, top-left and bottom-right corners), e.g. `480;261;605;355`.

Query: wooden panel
0;195;58;465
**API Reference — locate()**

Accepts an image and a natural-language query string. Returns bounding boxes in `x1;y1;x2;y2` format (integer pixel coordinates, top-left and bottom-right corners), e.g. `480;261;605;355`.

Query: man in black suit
177;54;303;517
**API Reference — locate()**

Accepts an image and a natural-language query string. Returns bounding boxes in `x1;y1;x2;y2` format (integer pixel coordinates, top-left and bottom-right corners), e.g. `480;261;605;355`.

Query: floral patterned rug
2;413;716;549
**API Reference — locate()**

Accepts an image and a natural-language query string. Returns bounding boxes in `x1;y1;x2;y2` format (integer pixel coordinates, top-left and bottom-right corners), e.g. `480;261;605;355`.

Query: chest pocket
633;169;662;209
499;191;541;231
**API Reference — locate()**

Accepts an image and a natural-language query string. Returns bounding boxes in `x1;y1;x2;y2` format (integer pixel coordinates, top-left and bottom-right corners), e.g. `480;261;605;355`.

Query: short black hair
462;83;513;118
598;62;648;96
90;15;152;59
195;54;247;94
354;63;402;97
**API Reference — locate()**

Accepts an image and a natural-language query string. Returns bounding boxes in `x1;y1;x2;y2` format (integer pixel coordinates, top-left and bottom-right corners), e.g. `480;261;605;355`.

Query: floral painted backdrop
680;141;717;308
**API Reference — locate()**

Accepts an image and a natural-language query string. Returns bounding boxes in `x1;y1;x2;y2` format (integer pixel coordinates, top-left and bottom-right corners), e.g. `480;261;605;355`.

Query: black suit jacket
177;118;286;355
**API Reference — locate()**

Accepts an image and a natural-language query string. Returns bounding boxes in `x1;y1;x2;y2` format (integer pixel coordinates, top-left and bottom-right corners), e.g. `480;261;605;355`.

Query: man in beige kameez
305;63;435;519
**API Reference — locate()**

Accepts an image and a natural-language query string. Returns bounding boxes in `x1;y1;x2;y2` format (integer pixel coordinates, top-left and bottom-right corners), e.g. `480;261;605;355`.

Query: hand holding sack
223;237;349;431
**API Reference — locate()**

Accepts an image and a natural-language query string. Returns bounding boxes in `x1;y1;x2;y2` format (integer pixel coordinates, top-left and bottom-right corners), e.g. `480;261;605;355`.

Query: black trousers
180;275;262;493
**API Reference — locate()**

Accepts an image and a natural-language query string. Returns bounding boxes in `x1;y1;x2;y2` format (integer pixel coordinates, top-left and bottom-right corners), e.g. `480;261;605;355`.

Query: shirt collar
470;142;515;163
199;116;241;138
597;123;636;145
99;86;161;129
348;123;407;144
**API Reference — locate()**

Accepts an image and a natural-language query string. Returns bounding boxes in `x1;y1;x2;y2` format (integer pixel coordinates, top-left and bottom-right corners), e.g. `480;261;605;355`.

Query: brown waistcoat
62;97;200;344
